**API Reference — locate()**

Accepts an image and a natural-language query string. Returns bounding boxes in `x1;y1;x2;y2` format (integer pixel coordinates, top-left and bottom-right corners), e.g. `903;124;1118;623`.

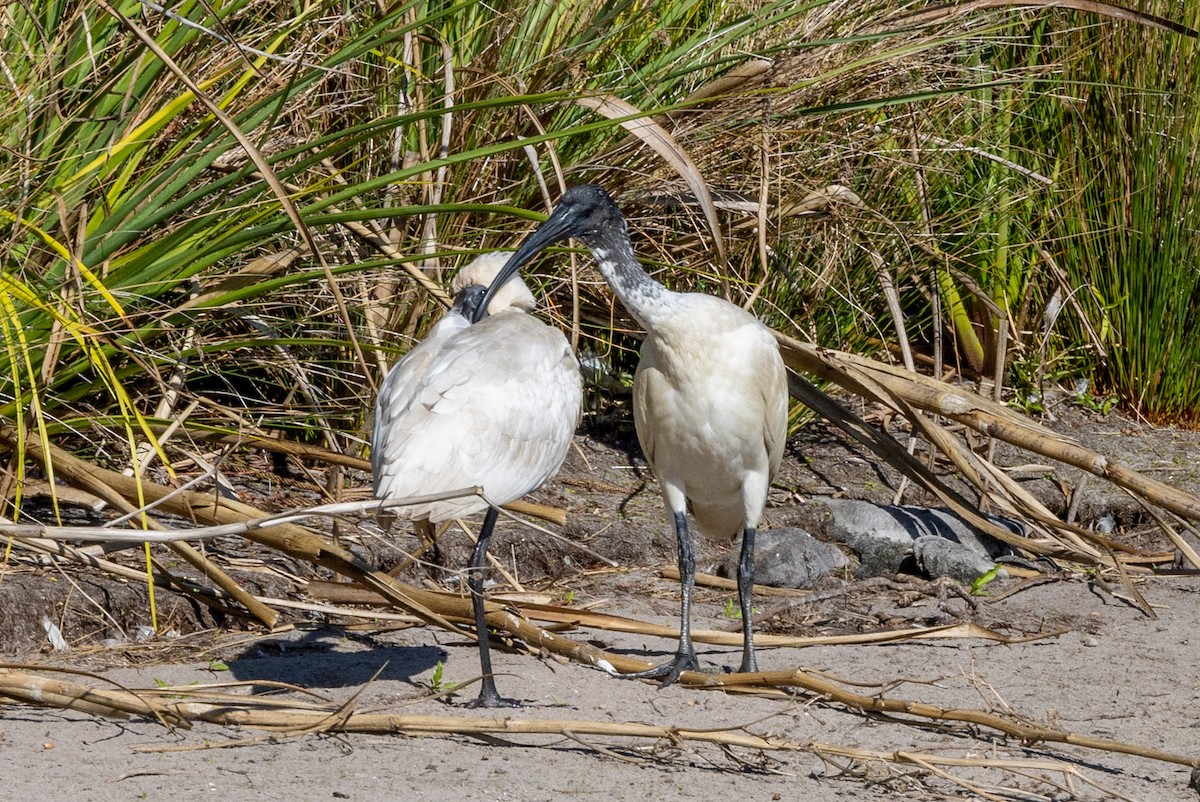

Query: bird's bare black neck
580;221;671;329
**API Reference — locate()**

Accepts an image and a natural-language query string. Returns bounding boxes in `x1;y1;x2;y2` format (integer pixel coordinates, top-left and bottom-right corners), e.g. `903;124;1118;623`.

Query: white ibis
373;252;582;706
478;185;788;685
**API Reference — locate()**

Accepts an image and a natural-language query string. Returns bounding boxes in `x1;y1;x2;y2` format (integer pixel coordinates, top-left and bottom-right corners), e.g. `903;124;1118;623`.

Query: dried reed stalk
777;334;1200;523
1;667;1194;771
307;578;1017;648
7;430;1167;769
775;332;1200;578
703;668;1198;768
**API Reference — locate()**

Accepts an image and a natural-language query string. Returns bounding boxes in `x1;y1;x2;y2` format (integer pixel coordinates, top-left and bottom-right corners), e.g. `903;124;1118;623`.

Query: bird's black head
473;184;625;323
550;184;626;241
451;283;488;322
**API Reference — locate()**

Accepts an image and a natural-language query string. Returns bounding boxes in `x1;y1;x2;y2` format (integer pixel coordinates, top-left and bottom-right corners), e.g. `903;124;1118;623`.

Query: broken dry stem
700;669;1197;768
776;335;1200;525
308;579;1019;649
10;434;1190;770
1;666;1194;779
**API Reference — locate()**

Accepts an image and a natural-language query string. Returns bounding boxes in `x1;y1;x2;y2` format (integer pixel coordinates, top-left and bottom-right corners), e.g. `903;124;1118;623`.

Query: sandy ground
3;405;1200;801
3;578;1199;801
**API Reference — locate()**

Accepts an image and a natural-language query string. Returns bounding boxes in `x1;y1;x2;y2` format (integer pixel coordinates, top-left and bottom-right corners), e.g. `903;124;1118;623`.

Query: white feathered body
633;292;788;540
372;259;581;523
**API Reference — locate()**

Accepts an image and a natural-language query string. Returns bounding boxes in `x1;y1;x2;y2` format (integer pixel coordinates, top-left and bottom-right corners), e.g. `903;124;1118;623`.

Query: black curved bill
472;203;578;323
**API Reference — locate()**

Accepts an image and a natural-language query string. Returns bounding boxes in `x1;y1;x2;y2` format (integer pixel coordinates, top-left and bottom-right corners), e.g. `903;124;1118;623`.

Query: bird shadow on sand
223;628;446;691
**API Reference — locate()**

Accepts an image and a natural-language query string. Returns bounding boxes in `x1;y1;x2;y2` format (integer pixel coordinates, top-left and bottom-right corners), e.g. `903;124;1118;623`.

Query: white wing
373;310;582;523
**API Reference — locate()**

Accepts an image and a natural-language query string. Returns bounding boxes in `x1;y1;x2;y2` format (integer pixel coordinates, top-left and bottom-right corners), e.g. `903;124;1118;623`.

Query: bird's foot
466;685;522;709
619;652;701;688
736;653;758;674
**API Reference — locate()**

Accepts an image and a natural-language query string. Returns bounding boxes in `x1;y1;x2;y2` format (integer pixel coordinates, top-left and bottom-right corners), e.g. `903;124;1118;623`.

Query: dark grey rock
725;527;848;588
818;497;1020;580
913;535;996;583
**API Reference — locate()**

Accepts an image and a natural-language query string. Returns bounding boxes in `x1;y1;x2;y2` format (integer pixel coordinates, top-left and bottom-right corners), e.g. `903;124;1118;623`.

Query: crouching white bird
477;185;788;685
373;252;582;707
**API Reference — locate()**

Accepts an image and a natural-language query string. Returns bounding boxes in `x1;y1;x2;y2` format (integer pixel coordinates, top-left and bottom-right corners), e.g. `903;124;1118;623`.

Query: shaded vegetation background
1;0;1198;527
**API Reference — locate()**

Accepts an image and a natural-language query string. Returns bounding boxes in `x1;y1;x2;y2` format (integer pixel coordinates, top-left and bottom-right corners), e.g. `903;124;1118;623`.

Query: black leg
621;510;700;686
466;506;518;708
736;525;758;673
675;509;699;671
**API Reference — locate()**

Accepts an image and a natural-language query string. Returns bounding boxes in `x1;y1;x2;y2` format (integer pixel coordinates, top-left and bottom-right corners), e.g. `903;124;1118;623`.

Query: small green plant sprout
206;658;230;673
1069;379;1118;415
1008;388;1046;417
428;661;459;695
723;598;759;618
561;589;577;606
971;566;1002;596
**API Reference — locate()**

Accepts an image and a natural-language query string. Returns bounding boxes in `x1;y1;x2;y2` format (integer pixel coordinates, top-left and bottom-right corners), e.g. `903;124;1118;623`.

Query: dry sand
3;406;1200;801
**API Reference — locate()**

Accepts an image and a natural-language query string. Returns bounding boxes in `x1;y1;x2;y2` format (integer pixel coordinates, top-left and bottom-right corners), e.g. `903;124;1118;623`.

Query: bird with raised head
373;252;582;706
477;185;788;686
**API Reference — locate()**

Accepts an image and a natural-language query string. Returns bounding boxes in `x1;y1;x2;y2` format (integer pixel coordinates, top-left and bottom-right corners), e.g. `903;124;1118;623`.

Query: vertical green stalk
1056;4;1200;421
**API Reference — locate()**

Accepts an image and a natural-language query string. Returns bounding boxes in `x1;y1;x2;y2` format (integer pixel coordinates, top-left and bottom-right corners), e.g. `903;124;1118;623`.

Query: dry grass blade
678;58;774;107
306;579;1019;648
577;95;726;265
774;332;1200;529
876;0;1200;38
174;248;307;315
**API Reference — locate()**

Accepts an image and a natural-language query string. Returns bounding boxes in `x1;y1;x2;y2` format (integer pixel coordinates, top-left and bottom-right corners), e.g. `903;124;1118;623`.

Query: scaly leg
621;510;700;686
736;525;758;673
467;506;518;708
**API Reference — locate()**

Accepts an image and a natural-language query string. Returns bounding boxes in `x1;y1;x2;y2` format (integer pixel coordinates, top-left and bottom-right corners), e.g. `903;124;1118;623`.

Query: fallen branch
307;579;1022;648
697;669;1198;768
0;491;483;543
775;334;1200;583
776;335;1200;525
1;667;1194;777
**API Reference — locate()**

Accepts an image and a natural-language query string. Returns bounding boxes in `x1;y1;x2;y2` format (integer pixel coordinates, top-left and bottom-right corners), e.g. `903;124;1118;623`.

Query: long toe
619;652;701;688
